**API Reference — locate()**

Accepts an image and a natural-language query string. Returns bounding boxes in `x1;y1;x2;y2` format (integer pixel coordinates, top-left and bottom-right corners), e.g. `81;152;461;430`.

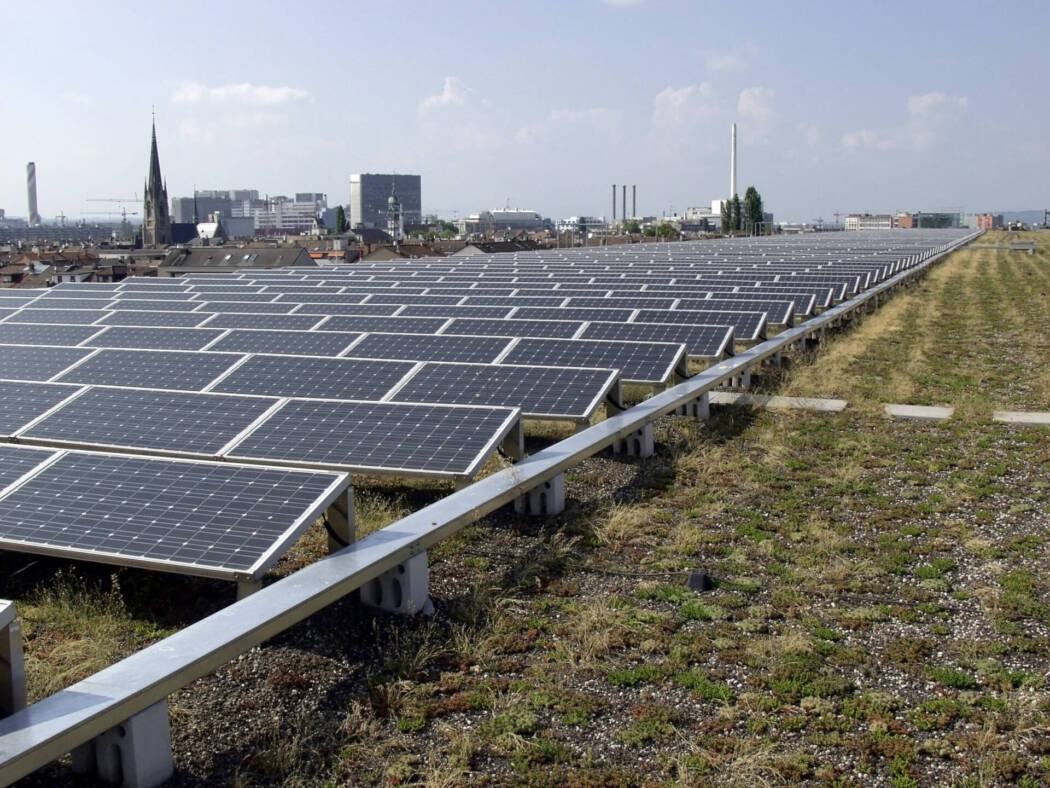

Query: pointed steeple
147;117;164;194
142;113;172;247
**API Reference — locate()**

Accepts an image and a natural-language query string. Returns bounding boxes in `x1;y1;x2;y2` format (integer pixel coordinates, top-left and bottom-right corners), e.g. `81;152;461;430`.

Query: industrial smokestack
632;185;636;219
730;123;737;199
612;184;616;221
622;185;626;223
26;162;41;226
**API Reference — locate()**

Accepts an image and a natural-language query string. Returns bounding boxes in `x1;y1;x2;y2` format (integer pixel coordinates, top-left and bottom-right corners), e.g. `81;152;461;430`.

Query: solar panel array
0;230;969;581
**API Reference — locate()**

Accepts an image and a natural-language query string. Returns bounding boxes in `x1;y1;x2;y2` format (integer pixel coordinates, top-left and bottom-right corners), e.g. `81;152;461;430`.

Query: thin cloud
61;92;91;106
602;0;645;6
908;91;968;117
515;107;619;145
171;82;312;106
419;77;469;112
704;43;758;72
841;128;899;151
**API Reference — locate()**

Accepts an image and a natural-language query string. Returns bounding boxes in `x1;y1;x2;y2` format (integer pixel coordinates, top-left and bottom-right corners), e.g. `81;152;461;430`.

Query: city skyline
1;0;1046;224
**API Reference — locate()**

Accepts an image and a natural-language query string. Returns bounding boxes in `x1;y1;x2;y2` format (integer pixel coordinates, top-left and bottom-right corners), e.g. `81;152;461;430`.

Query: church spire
142;113;172;247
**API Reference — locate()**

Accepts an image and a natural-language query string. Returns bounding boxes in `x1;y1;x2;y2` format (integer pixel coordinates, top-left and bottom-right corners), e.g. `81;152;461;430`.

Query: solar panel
56;349;242;391
0;380;84;438
676;298;795;326
290;303;403;317
98;311;217;328
195;302;297;314
23;298;115;310
0;445;59;489
0;323;105;346
397;305;514;319
0;451;345;579
501;338;686;384
4;309;109;325
348;332;512;363
106;300;203;312
205;329;361;356
270;293;369;304
193;293;280;303
0;345;95;381
513;306;637;323
83;326;227;351
365;294;464;305
113;290;197;300
634;309;767;341
442;317;583;339
227;399;518;477
21;387;277;456
566;296;678;310
199;313;325;330
319;316;450;334
581;322;734;359
211;355;415;400
462;295;567;307
391;362;618;419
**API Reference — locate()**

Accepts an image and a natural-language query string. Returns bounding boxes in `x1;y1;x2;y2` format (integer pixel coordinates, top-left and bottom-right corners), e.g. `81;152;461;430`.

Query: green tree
743;186;763;234
335;205;348;234
624;219;641;234
730;194;742;232
720;200;730;233
643;225;657;237
438;221;458;238
657;222;677;238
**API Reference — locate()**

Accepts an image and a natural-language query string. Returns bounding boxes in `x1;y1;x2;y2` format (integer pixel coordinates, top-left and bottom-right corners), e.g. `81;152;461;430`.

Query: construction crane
86;196;139;203
84;208;138;219
56;212;67;227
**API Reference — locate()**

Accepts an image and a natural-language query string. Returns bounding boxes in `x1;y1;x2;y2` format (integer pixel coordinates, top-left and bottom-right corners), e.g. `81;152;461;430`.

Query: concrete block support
326;484;356;552
514;473;566;517
612;423;654;458
675;392;710;420
359;552;433;615
71;700;173;788
0;602;26;717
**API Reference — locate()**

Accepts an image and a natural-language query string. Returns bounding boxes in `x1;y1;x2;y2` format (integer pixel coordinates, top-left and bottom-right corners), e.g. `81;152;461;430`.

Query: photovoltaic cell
99;311;217;328
391;363;616;419
5;309;109;325
57;349;242;391
634;309;766;341
0;380;83;437
84;326;227;351
348;332;512;364
0;345;95;381
397;305;515;319
23;298;115;310
106;300;203;312
22;387;277;456
200;313;325;330
228;399;517;476
0;452;343;577
442;317;583;339
205;329;362;356
502;338;685;384
0;445;59;489
581;322;733;359
319;316;450;334
0;323;104;346
290;303;403;317
211;355;415;400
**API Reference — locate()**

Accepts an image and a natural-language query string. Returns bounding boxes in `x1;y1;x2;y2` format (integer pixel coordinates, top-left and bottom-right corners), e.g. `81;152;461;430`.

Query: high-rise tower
142;118;172;247
26;162;41;226
730;122;738;199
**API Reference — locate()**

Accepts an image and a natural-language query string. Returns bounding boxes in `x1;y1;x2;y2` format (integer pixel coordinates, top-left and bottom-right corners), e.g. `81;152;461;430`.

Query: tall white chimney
730;123;737;199
26;162;41;226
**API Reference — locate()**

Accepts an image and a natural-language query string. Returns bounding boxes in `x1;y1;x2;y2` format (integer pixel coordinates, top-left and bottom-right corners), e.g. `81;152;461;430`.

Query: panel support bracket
514;473;566;517
359;551;433;616
0;602;26;718
326;484;356;552
70;700;173;788
675;391;710;420
612;423;654;458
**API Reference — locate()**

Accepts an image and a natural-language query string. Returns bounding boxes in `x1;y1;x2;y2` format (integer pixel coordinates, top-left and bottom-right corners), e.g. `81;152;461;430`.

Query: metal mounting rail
0;230;982;784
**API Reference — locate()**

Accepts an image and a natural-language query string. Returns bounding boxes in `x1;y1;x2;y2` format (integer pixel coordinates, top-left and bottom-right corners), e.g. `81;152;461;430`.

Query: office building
349;173;421;229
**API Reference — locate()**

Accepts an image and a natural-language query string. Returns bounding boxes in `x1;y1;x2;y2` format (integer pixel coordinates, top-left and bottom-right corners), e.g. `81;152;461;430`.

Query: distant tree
624;219;641;234
699;217;711;232
657;222;677;238
720;200;730;234
335;205;348;234
643;225;657;237
730;194;742;232
743;186;764;234
438;220;458;238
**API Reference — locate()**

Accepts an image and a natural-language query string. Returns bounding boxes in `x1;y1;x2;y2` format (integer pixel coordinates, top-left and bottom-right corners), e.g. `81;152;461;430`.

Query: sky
1;0;1046;224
